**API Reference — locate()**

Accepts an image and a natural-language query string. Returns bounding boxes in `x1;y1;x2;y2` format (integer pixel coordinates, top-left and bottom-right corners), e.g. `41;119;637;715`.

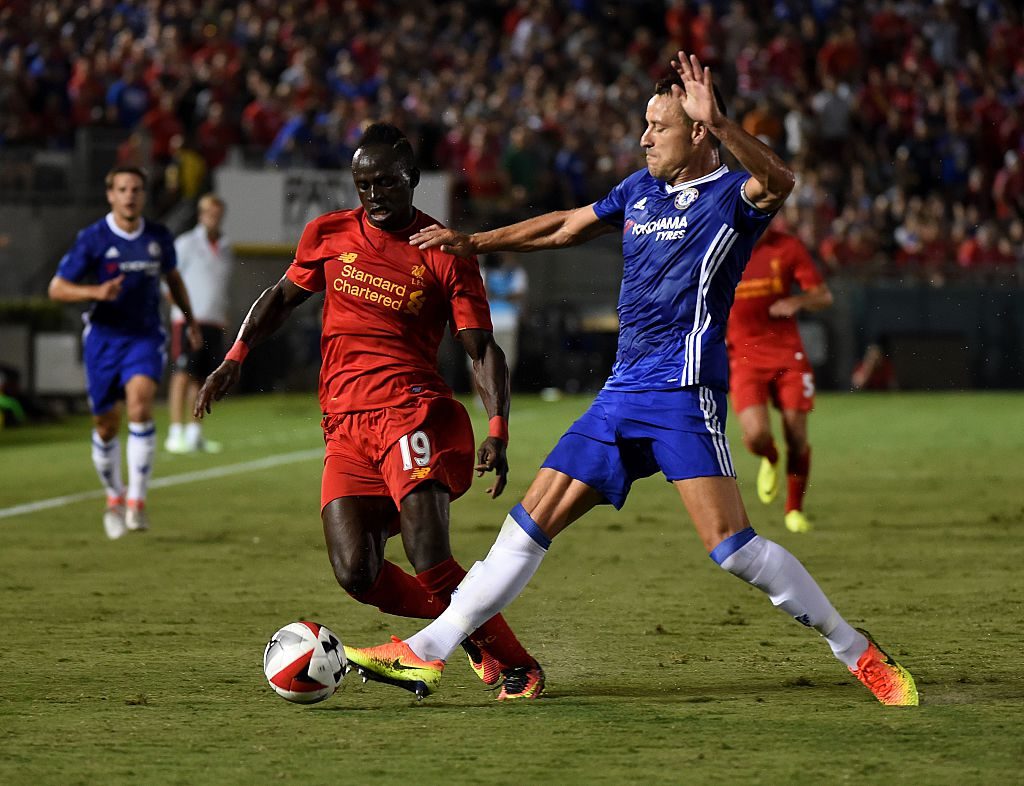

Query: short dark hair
105;165;147;189
653;74;728;149
355;122;417;174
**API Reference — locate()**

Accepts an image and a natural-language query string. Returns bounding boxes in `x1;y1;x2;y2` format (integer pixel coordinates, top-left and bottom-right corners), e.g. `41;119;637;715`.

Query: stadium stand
1;0;1022;283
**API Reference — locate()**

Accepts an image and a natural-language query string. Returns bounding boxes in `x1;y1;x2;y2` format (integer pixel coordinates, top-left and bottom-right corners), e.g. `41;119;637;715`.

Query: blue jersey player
345;52;918;705
48;166;201;539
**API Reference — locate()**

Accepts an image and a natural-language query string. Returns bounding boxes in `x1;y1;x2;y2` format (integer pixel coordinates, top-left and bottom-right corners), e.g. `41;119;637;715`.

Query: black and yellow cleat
497;662;545;701
344;637;444;700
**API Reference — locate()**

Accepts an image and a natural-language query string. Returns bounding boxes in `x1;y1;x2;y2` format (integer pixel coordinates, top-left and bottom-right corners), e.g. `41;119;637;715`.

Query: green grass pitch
1;392;1022;784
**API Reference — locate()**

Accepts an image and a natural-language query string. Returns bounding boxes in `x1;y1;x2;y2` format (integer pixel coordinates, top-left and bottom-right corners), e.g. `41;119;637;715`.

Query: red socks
348;557;534;668
349;560;443;619
786;446;811;513
417;557;533;668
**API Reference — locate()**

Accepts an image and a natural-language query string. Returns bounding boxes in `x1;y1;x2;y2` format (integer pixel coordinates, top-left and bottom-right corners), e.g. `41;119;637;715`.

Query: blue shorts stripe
709;527;757;565
509;504;551;550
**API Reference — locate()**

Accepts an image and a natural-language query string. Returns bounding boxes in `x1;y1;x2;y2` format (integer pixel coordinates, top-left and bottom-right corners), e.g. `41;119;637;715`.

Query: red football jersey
287;207;492;414
727;229;824;365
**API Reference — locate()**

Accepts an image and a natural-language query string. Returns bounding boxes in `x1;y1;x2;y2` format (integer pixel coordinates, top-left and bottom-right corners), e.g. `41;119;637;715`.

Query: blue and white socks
712;528;868;668
91;431;124;501
405;505;550;663
126;420;156;505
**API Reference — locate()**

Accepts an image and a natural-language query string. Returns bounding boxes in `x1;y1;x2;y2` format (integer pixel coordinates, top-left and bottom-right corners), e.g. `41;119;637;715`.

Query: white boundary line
0;448;322;520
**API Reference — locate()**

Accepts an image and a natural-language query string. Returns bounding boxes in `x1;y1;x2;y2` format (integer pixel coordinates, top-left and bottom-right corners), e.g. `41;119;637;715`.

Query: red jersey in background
727;228;824;368
287;207;492;414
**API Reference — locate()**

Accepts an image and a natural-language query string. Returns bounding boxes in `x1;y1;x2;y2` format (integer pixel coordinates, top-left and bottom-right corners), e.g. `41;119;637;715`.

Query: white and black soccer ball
263;621;346;704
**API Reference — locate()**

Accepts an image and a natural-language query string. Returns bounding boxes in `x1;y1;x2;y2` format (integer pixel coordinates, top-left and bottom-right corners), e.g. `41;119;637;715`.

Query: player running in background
48;166;201;539
195;123;542;699
166;193;234;454
344;53;918;706
727;214;833;534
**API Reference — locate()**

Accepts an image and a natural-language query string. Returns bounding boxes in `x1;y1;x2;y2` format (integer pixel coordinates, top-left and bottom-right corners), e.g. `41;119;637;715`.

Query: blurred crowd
2;0;1023;283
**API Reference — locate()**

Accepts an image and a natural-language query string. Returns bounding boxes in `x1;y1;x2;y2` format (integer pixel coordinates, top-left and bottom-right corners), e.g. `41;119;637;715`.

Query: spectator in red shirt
142;92;184;165
241;74;286;148
196;101;239;170
957;222;1016;274
992;150;1024;221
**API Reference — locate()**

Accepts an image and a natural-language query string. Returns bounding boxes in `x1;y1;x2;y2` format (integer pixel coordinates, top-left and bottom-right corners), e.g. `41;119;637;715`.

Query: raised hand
193;361;241;418
475;437;509;498
670;50;722;127
409;224;476;256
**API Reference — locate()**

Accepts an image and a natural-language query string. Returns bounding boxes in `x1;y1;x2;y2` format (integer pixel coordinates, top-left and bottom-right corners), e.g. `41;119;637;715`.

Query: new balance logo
105;247;121;258
632;197;648;211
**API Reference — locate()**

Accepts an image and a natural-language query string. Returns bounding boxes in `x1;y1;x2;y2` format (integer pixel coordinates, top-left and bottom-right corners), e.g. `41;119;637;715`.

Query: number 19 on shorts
398;431;432;469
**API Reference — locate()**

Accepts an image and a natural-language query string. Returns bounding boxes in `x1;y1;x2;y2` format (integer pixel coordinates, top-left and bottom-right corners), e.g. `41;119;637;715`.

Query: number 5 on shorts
802;373;815;399
399;431;432;469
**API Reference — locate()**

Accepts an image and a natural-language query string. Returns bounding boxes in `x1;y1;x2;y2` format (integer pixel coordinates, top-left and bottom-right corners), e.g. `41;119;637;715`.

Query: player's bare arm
47;274;124;303
459;327;510;498
164;269;202;351
410;205;616;257
671;51;795;212
768;283;834;318
194;275;312;417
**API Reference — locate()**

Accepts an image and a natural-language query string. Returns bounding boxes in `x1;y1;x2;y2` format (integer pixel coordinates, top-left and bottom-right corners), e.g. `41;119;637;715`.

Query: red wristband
225;340;249;364
488;416;509;444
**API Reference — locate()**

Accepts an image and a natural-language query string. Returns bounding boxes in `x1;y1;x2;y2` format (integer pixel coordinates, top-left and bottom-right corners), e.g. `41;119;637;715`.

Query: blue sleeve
55;228;96;282
718;171;775;232
593;176;631;228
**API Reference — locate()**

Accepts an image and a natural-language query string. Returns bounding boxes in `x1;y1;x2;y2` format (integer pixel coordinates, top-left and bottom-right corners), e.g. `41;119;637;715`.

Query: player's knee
328;549;378;596
743;428;772;455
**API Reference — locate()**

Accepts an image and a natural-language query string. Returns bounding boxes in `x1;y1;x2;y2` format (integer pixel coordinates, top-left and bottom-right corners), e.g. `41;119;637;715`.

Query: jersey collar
360;208;421;241
105;212;145;240
664;165;728;193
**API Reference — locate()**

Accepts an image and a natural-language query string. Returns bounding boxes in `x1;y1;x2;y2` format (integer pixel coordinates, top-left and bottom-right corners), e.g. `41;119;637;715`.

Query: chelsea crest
674;187;699;210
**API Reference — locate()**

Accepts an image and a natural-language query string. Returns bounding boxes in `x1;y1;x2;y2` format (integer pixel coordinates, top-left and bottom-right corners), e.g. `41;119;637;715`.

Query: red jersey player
727;215;833;534
195;123;542;699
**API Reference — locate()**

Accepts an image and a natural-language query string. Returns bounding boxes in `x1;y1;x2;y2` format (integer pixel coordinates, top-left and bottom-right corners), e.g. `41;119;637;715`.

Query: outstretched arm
672;50;795;213
194;275;313;417
768;283;834;318
410;204;616;257
48;274;124;303
459;328;510;498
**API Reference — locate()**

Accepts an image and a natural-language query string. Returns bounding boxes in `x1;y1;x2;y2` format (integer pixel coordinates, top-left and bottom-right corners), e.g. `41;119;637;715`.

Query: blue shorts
83;324;166;415
542;387;735;509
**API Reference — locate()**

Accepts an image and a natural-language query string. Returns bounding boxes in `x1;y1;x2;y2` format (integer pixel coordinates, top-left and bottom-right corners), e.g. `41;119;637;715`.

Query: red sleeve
788;237;825;291
285;219;327;292
442;253;493;334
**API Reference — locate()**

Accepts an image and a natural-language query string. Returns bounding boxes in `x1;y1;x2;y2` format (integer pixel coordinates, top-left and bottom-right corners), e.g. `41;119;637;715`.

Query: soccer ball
263;621;346;704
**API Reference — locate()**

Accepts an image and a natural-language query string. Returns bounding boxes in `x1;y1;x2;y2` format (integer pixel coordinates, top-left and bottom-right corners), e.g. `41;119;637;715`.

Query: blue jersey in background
593;165;774;393
56;214;177;335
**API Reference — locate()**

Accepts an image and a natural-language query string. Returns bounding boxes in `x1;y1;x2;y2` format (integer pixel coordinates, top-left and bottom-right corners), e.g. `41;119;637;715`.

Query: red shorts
320;396;476;513
730;352;816;413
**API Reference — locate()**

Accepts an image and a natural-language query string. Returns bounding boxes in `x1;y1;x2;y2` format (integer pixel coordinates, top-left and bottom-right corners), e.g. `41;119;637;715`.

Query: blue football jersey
56;214;177;334
593;165;775;393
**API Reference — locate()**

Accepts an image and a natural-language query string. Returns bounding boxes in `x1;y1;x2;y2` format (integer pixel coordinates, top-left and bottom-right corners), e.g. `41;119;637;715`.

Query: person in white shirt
166;193;233;453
